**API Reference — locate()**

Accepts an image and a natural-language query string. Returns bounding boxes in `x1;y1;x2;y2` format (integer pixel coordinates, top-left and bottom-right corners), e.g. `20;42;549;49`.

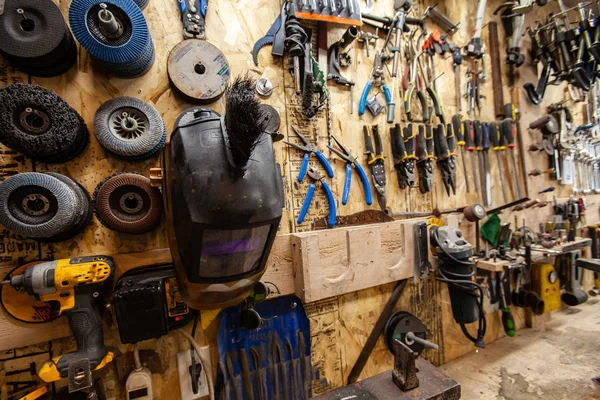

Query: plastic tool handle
446;123;456;153
354;162;373;206
501;308;516;337
373;125;383;155
463;120;475;151
382;85;392;106
473;120;483;150
394;124;407;158
387;102;395;124
434;123;449;159
416;125;426;161
418;91;429;122
358;80;373;116
342;163;352;205
452;114;465;145
321;181;337;227
199;0;207;16
426;87;443;118
390;125;400;163
178;0;187;13
529;115;551;130
482;122;490;151
488;121;501;149
314;150;334;178
298;153;310;182
404;124;416;158
504;103;515;120
503;118;515;149
297;183;315;224
404;82;415;120
57;285;108;376
425;124;434;157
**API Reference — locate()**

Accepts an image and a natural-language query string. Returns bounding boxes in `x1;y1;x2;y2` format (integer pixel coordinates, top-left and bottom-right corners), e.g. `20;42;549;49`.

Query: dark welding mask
161;106;283;310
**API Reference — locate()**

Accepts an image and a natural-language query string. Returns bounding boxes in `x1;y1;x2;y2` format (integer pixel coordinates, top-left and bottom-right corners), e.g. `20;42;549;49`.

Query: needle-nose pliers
327;136;373;206
297;167;337;228
284;125;334;182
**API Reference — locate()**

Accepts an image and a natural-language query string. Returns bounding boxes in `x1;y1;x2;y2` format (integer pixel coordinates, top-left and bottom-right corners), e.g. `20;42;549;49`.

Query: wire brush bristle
225;75;266;168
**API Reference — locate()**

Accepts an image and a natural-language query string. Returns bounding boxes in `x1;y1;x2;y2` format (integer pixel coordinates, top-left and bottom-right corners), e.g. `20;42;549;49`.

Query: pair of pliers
327;135;373;206
297;167;337;228
178;0;208;39
363;125;386;211
358;51;392;116
284;125;334;182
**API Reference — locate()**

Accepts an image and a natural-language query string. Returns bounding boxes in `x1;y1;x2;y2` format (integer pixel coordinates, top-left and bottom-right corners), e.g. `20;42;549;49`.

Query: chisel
488;121;508;204
500;118;521;199
474;120;486;204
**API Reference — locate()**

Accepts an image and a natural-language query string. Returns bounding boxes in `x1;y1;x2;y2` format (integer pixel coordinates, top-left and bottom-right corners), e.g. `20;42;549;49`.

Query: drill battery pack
113;264;192;344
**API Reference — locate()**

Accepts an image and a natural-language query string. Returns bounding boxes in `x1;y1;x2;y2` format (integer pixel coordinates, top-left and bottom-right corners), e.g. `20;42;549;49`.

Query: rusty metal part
315;358;461;400
393;339;420;391
93;172;163;234
313;210;393;229
488;22;504;119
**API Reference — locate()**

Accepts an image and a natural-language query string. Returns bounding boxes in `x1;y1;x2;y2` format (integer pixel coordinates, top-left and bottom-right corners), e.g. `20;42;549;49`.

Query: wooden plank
291;220;415;303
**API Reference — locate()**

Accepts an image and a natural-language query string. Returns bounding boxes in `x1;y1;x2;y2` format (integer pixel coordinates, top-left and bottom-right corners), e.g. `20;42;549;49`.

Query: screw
291;302;297;309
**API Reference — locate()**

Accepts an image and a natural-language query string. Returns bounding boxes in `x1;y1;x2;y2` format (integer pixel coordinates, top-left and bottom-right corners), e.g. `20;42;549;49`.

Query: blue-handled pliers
297;167;337;228
284;125;334;182
327;135;372;206
358;51;392;116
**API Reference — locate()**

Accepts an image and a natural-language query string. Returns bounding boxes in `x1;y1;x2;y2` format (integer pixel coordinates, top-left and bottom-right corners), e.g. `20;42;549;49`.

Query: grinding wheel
133;0;150;9
0;0;77;77
384;311;428;356
93;173;163;234
0;84;89;163
0;261;60;323
0;173;83;240
94;96;166;160
167;40;230;104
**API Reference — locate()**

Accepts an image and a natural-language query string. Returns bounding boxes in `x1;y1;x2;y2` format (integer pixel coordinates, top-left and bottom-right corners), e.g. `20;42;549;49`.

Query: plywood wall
1;0;599;398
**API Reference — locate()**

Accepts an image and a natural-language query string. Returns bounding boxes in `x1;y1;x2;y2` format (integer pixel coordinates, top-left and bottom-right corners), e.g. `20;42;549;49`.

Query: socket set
293;0;362;25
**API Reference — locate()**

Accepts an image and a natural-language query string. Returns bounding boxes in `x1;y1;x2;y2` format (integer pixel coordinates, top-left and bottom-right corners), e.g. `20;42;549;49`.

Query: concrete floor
441;300;600;400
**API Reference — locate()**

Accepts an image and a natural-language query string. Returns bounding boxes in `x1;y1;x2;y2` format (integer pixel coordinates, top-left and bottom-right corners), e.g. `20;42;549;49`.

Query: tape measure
167;40;231;104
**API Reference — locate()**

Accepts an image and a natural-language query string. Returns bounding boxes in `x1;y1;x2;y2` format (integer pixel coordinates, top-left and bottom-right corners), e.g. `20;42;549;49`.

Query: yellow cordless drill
1;256;115;391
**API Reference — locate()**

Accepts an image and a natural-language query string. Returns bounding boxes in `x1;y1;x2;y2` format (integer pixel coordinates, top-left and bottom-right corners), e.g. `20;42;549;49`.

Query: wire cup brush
69;0;155;78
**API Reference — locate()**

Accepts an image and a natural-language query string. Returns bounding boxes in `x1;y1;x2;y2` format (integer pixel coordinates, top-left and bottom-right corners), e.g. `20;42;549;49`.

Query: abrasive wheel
0;0;77;77
94;97;166;160
0;173;89;241
0;84;89;163
133;0;149;10
69;0;155;78
93;173;163;234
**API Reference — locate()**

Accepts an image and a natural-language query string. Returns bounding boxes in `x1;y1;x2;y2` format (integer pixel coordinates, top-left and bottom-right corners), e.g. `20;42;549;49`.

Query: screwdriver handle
463;120;475;151
416;124;426;161
482;122;490;151
488;121;501;149
434;123;449;159
473;120;483;150
501;118;515;149
404;124;416;159
501;308;516;337
452;114;465;145
504;103;515;120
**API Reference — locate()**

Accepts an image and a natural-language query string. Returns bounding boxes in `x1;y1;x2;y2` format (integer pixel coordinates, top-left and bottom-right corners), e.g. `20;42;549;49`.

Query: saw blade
0;262;60;323
167;40;231;104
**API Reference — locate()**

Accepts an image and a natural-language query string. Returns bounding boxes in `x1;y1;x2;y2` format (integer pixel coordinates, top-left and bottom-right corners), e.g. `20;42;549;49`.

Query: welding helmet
161;107;283;310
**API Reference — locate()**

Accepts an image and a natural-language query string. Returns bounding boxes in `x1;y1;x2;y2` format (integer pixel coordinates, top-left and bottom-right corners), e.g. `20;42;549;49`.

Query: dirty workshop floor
441;301;600;400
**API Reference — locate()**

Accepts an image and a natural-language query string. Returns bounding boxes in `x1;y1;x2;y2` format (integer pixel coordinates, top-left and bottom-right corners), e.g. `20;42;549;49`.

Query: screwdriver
500;118;521;199
488;121;509;204
499;271;516;337
481;122;492;207
473;120;485;204
452;114;470;192
463;119;479;193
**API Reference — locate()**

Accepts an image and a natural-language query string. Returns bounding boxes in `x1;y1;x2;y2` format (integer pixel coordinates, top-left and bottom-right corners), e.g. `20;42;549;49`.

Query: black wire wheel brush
0;84;89;163
93;172;163;234
94;97;166;160
0;173;91;241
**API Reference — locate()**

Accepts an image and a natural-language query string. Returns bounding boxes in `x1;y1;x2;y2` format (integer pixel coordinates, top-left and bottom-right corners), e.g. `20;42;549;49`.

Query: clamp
328;136;373;206
284;125;334;182
178;0;208;39
297;167;336;228
358;52;392;116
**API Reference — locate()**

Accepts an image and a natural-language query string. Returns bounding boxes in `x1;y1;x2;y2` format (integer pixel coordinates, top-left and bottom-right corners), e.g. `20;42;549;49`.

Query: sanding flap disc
0;84;89;163
94;96;166;160
0;262;60;323
0;173;86;241
167;39;231;104
93;172;163;234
